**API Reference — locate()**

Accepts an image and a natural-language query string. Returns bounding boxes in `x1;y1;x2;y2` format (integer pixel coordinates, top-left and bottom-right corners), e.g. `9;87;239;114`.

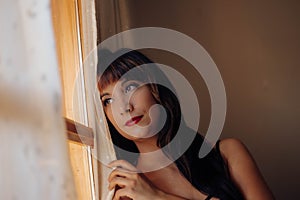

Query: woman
97;49;274;200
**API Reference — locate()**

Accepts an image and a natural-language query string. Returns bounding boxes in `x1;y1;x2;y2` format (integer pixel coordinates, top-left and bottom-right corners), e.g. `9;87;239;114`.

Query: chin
130;126;159;139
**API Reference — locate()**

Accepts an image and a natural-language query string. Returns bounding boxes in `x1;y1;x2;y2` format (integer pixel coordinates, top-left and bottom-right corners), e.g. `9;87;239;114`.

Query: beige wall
97;0;300;199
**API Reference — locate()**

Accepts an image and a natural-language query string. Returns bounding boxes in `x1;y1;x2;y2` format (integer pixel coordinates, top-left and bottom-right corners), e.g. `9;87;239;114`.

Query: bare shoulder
218;137;259;175
217;138;274;200
218;138;250;161
219;138;246;152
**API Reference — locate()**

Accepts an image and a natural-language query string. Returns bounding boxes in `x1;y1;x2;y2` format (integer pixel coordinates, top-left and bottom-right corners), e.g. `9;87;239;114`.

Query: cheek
133;88;157;107
105;108;123;131
105;109;116;124
144;94;157;109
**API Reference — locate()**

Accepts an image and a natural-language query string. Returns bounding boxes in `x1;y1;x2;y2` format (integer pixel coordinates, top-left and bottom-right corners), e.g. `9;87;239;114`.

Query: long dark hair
97;49;244;199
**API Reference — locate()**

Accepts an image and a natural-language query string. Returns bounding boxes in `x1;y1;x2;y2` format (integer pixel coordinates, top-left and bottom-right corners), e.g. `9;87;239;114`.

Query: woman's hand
108;160;163;200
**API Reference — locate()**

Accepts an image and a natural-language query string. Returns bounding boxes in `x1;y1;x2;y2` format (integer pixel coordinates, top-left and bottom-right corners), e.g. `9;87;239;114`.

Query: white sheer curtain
92;1;134;199
77;0;118;199
79;17;117;200
96;0;131;43
0;0;76;199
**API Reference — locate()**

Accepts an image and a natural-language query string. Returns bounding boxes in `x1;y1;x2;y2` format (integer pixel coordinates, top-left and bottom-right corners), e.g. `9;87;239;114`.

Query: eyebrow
100;79;130;100
100;92;110;100
121;79;141;87
120;78;128;87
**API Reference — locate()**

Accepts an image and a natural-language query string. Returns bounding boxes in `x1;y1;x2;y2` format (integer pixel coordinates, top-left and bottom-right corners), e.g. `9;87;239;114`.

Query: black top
175;133;244;200
205;194;214;200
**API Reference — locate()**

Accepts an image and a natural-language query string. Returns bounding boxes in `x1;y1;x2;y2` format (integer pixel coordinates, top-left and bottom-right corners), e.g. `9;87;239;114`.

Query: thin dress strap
203;141;222;200
215;139;222;155
215;139;231;179
205;194;213;200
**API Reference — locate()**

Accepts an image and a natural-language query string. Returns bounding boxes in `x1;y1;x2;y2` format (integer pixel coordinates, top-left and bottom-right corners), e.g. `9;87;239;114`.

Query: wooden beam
65;117;94;147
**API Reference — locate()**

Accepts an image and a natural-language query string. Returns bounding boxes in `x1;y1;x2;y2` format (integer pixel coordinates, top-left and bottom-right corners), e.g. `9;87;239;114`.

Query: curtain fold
0;0;77;199
91;0;132;199
96;0;131;44
79;0;121;199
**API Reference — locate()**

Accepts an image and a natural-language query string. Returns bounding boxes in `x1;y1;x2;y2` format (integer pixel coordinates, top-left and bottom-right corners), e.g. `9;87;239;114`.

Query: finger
108;167;140;182
108;168;129;182
108;176;129;191
109;175;137;191
108;160;137;172
114;187;133;200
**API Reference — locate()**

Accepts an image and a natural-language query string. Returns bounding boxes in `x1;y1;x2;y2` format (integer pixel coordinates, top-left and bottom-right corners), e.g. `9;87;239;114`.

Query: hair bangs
98;53;152;91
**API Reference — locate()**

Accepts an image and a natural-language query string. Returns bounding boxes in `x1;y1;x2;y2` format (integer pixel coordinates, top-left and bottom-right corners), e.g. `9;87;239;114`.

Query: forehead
100;78;131;93
100;80;119;94
101;78;147;95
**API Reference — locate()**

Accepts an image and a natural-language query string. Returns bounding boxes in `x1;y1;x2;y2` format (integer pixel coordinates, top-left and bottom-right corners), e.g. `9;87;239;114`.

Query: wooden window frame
65;118;94;148
51;0;98;199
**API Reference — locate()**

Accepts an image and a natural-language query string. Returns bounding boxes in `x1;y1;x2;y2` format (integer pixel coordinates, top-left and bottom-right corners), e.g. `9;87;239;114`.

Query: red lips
125;115;143;126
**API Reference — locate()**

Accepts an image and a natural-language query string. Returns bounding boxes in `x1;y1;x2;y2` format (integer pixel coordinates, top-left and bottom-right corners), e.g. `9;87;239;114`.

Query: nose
114;94;133;115
112;88;133;115
119;102;133;115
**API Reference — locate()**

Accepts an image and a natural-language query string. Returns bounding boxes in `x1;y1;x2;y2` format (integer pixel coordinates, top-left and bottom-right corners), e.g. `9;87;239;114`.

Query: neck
134;135;159;153
134;136;174;172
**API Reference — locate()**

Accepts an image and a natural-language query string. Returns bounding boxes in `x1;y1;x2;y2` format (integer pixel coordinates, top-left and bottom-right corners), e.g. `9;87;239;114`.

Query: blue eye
103;98;113;106
124;83;139;94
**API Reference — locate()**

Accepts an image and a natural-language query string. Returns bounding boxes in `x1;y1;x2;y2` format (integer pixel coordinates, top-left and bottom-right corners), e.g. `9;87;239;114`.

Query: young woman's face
100;79;165;141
